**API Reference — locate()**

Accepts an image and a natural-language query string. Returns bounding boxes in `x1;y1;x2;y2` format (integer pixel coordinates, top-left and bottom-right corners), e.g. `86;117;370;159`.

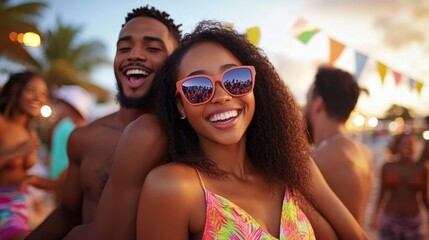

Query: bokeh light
40;105;52;118
423;131;429;140
388;121;399;132
17;33;24;43
368;117;378;128
9;32;18;41
353;114;365;127
23;32;41;47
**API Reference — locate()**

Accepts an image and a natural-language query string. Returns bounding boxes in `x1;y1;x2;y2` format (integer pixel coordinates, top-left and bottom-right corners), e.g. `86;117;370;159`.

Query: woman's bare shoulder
143;163;202;198
147;163;198;184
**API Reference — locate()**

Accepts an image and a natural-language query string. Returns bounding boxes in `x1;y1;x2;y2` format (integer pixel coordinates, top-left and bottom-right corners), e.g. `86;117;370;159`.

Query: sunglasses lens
223;68;253;95
181;77;213;104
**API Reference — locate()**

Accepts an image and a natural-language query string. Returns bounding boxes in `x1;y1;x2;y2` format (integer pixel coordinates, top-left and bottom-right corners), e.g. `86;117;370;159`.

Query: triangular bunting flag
409;78;416;90
393;71;402;86
297;30;320;44
246;27;261;47
329;38;345;66
354;52;368;82
288;17;319;44
416;81;423;95
376;62;388;85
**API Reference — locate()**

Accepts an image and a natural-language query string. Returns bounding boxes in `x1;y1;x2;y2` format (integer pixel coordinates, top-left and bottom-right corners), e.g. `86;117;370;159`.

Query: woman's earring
180;115;186;120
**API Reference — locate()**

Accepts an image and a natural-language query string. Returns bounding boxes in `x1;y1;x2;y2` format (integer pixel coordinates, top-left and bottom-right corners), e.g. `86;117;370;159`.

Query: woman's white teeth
209;110;238;122
126;69;148;76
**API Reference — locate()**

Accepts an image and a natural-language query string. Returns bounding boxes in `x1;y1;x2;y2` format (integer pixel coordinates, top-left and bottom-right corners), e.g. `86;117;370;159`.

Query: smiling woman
0;70;53;240
136;20;368;240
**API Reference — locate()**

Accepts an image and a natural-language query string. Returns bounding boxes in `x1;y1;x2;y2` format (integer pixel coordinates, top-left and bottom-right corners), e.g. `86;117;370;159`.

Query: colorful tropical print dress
196;170;315;240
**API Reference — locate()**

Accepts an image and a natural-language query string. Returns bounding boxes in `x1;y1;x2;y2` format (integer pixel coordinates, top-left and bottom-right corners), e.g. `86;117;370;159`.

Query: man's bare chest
79;137;119;200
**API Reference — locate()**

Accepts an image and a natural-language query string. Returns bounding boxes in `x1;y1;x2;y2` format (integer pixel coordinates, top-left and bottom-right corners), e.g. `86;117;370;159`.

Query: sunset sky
7;0;429;118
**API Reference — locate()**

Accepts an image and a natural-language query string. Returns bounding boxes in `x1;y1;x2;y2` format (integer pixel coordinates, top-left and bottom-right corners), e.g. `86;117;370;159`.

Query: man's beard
304;113;314;145
115;82;151;109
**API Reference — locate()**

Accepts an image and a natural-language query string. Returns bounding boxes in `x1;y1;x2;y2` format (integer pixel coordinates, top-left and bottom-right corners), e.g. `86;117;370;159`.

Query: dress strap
194;167;206;190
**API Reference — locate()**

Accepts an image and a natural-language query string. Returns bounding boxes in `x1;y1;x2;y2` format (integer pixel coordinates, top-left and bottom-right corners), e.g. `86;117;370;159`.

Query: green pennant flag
297;30;320;44
289;17;320;44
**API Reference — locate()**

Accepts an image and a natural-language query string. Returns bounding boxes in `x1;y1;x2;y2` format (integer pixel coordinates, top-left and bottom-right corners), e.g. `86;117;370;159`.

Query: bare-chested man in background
304;66;372;226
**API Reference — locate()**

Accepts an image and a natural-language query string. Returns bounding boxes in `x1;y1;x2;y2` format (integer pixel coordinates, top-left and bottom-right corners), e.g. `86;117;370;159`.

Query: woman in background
371;132;429;239
0;70;51;240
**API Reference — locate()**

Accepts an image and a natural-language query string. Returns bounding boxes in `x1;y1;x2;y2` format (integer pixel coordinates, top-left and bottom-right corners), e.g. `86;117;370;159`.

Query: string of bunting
285;17;425;95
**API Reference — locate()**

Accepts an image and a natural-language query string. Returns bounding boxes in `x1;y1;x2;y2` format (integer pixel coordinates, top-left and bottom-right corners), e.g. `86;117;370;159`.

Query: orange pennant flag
377;62;388;85
329;38;345;66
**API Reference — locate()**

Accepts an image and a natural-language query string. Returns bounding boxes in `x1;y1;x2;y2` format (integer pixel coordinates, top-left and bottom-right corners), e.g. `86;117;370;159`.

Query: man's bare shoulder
117;113;166;160
316;137;371;168
70;112;119;138
343;138;373;167
123;113;164;140
128;113;161;127
67;113;119;160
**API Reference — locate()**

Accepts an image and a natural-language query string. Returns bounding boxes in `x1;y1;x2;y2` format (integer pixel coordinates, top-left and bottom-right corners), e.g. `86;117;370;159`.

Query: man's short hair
122;5;182;45
312;66;361;122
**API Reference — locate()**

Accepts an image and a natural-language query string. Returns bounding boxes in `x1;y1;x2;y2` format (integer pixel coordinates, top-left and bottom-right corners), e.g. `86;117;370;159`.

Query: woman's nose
210;82;232;104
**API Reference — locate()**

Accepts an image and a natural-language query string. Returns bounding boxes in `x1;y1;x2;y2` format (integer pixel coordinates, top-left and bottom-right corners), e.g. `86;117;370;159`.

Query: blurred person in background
0;70;52;240
371;132;429;240
304;66;373;226
46;85;92;203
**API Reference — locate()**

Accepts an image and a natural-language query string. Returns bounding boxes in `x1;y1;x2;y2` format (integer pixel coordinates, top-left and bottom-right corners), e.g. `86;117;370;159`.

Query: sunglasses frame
175;65;256;106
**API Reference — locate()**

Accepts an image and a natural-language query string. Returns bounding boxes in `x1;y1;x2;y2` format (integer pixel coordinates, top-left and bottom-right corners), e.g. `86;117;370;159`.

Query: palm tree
35;18;111;102
0;0;46;66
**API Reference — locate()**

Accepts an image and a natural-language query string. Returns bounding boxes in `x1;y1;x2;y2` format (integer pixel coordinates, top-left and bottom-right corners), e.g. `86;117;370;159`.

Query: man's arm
308;158;367;240
26;128;85;239
64;114;168;240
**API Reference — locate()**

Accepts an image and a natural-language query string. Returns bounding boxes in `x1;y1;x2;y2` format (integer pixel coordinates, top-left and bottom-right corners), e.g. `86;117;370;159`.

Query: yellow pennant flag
377;62;388;85
416;81;424;95
246;27;261;46
329;38;345;66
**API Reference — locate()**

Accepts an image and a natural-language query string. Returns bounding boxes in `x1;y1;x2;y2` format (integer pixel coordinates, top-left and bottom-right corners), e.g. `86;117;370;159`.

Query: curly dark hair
312;66;361;122
0;70;41;118
122;5;182;45
153;20;312;197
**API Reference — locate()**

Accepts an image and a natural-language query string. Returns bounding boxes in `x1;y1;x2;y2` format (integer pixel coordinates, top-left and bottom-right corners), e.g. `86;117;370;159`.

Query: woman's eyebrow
186;64;239;77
